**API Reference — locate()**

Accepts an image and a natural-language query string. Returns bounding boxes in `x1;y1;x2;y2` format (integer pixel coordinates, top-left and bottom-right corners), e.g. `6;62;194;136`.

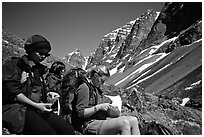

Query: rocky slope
86;2;202;135
85;9;160;71
62;49;86;69
2;2;202;135
2;28;75;71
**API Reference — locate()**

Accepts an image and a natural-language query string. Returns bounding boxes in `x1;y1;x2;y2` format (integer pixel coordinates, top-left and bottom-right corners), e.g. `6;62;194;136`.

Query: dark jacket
2;55;47;134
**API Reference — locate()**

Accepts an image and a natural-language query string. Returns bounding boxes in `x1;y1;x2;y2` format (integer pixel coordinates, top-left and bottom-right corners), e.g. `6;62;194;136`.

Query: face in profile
29;48;50;63
92;73;108;87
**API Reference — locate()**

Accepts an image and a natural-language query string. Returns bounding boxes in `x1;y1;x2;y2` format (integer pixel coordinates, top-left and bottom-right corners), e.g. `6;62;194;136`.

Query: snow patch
3;39;9;44
115;53;167;86
106;59;113;63
155;12;160;20
180;98;190;106
118;65;126;73
184;80;201;90
109;67;118;76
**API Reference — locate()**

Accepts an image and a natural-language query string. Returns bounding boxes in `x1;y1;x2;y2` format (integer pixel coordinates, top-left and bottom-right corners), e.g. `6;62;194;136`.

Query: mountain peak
63;49;86;69
68;48;81;56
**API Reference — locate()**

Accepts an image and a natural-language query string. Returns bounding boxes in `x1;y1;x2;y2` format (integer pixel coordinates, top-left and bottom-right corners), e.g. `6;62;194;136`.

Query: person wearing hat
70;65;140;135
2;34;75;135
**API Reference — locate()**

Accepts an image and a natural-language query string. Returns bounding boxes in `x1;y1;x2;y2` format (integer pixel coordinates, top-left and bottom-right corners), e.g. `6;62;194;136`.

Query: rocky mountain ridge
76;2;202;134
62;49;86;69
2;2;202;135
85;10;160;71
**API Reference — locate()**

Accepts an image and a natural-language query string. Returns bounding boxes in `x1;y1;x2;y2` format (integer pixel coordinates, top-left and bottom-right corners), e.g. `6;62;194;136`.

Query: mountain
83;2;202;104
85;10;160;70
85;2;202;135
2;26;25;63
2;2;202;135
62;49;86;69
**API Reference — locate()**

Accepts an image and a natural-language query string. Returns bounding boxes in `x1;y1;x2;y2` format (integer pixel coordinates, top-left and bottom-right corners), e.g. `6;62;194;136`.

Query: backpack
61;67;91;115
61;67;120;133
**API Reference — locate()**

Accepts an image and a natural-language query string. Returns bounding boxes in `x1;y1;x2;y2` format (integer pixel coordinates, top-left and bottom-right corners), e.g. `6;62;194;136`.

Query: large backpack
61;67;92;115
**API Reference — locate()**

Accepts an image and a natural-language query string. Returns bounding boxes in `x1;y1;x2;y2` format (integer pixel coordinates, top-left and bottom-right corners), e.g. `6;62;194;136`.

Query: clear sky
2;1;164;59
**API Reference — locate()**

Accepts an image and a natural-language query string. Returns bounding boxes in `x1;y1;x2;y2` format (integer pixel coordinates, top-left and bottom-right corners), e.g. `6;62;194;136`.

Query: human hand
107;105;120;118
20;71;29;83
47;92;60;104
35;102;53;112
97;103;112;111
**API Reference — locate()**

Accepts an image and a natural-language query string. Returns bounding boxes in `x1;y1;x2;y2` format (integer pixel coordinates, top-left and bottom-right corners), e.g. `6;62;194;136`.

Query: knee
129;116;139;126
131;116;138;122
118;119;130;129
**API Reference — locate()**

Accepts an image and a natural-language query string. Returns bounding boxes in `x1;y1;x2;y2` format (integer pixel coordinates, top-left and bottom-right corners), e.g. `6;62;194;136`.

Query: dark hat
24;34;51;54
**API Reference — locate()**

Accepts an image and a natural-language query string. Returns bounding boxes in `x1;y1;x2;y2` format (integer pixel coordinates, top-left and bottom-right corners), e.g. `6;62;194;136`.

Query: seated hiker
61;67;87;123
2;34;75;135
62;65;140;135
45;61;66;115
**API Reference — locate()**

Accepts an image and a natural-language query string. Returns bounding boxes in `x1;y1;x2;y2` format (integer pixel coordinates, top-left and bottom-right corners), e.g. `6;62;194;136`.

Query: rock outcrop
63;49;86;69
2;2;202;135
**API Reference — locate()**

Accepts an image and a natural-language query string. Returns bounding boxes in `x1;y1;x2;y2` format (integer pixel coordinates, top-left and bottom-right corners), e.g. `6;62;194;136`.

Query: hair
49;61;66;78
88;65;110;79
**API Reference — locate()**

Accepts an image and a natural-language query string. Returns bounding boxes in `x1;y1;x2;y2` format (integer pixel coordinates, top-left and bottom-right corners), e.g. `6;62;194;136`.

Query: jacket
2;55;47;133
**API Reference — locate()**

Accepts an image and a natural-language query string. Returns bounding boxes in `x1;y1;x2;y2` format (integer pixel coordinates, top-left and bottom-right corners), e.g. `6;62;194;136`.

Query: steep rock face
109;2;202;102
139;2;202;50
2;2;202;135
97;2;202;135
86;10;159;70
63;49;86;69
2;27;25;64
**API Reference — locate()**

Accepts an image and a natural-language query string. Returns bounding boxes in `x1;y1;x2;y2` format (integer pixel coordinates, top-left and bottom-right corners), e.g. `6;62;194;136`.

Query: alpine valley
2;2;202;135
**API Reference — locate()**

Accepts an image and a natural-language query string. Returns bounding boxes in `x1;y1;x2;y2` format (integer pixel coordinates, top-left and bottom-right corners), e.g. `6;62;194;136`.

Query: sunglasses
93;70;109;77
36;51;50;57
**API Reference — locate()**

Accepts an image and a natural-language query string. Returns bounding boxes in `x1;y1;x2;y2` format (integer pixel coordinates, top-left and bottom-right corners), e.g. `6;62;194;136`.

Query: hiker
2;34;75;135
45;61;66;115
61;67;87;123
67;65;140;135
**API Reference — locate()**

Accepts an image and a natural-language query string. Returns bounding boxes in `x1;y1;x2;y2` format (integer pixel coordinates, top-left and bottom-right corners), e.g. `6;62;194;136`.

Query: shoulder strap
86;82;99;105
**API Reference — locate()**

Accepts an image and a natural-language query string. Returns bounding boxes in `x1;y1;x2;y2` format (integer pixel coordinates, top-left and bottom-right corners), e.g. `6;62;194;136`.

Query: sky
2;1;164;59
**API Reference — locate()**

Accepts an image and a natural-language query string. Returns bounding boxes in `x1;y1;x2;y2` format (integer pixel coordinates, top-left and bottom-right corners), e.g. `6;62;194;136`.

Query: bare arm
83;103;111;118
16;93;52;112
75;83;111;118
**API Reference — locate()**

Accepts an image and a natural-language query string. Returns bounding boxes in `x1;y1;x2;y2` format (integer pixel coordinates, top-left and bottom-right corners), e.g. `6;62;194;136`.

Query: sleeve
75;83;90;118
2;60;23;102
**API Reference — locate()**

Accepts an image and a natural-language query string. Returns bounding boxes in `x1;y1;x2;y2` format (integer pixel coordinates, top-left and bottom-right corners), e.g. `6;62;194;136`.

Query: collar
19;55;47;76
21;55;36;68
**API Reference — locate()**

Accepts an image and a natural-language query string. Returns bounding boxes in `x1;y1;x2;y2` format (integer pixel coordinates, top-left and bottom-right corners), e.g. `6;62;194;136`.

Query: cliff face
86;2;202;135
2;27;25;64
86;10;159;71
139;2;202;50
62;49;86;69
2;2;202;135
